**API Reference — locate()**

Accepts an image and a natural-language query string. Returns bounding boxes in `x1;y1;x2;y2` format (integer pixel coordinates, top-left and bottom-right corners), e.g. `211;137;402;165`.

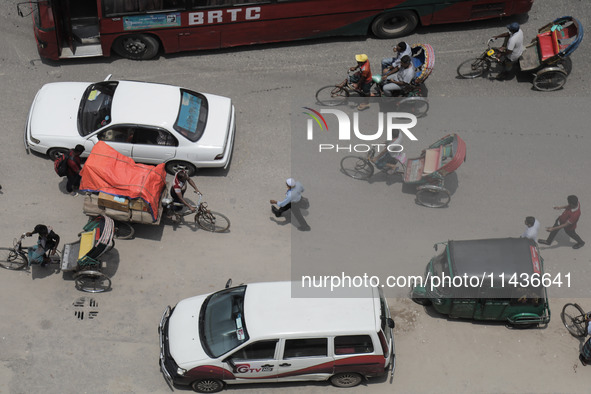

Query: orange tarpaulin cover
80;141;167;221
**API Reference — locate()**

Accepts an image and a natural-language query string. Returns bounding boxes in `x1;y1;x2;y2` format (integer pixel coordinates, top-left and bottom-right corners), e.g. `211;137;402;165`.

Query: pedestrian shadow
270;199;311;231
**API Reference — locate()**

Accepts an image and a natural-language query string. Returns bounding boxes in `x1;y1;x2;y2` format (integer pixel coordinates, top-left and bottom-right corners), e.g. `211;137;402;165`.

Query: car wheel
48;148;69;161
165;161;197;176
191;379;224;393
330;372;363;388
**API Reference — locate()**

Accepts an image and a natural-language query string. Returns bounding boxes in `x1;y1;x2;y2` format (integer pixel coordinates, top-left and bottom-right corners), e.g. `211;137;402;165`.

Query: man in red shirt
66;144;85;196
539;195;584;249
349;54;373;111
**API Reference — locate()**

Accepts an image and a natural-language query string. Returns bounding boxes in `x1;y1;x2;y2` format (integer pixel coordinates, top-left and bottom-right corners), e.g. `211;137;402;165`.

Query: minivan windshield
199;286;248;358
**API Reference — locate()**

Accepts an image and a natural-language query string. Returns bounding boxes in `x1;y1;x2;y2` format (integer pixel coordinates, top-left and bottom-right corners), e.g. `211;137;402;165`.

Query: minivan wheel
191;378;224;393
330;372;363;388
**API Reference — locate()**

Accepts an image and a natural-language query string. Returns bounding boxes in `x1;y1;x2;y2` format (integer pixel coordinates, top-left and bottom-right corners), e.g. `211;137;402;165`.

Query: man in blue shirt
270;178;309;230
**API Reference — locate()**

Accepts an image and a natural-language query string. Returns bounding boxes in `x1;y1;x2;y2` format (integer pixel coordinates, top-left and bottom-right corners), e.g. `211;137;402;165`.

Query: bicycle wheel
561;303;588;338
533;69;567;92
315;85;349;106
416;185;451;208
457;58;488;79
398;97;429;118
74;270;112;293
196;211;231;233
114;221;134;240
0;247;27;270
340;156;374;180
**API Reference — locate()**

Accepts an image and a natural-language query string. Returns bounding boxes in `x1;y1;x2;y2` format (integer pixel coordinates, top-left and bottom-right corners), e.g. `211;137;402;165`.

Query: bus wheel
113;34;160;60
371;11;419;38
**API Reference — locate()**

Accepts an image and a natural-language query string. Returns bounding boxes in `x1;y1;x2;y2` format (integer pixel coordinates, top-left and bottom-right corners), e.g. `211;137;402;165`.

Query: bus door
52;0;75;55
54;0;102;58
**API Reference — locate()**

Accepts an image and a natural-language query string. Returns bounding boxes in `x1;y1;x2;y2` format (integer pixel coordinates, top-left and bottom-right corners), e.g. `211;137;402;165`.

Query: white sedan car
25;76;236;176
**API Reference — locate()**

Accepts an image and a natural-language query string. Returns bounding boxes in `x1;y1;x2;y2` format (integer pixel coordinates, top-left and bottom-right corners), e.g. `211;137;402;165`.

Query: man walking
270;178;309;231
539;195;584;249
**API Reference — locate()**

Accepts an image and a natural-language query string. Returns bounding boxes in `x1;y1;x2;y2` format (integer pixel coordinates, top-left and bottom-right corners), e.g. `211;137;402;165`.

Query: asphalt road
0;0;590;393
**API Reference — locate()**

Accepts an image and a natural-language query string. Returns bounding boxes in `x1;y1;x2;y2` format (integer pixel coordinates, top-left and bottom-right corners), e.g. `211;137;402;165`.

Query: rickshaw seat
423;147;441;175
537;30;560;60
79;228;98;259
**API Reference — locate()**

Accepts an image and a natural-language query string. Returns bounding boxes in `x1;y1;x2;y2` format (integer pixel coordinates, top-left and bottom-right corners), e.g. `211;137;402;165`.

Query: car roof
111;81;182;128
243;282;380;339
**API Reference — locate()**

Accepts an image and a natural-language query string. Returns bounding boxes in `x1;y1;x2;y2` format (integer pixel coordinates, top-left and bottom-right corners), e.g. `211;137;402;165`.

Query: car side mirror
387;318;395;329
225;278;232;289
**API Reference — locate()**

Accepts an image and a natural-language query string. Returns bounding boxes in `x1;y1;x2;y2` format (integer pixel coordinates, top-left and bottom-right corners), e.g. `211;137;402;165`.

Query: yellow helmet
355;54;368;63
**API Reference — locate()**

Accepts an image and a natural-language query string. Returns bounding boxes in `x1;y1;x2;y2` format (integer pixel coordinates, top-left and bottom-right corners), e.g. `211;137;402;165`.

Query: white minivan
159;281;395;392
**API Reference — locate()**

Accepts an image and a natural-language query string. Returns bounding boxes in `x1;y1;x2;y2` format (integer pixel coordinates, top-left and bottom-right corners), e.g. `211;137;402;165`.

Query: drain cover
73;297;99;320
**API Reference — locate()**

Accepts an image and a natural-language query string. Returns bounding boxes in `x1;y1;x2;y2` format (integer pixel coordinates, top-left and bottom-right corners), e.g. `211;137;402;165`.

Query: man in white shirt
381;42;412;74
494;22;524;80
382;55;415;96
521;216;540;242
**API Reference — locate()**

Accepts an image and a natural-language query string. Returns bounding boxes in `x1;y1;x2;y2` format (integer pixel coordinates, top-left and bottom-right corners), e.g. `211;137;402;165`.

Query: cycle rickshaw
0;216;114;293
316;43;435;117
62;215;115;293
457;16;583;91
341;133;466;208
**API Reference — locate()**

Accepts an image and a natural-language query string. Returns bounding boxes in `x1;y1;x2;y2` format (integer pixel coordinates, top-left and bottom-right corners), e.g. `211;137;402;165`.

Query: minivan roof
243;282;381;339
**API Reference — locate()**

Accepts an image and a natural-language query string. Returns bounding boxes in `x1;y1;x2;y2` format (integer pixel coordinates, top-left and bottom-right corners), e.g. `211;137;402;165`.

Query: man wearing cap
270;178;309;230
348;54;373;110
381;41;412;75
382;55;415;97
493;22;524;80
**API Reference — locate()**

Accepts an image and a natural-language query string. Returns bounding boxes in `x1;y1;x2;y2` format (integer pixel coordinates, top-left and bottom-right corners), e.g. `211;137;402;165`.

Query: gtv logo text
305;109;418;153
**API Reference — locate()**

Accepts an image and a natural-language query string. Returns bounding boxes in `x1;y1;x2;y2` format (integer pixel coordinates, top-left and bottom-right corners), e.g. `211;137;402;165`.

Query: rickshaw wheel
114;221;134;240
399;97;429;118
74;270;112;293
340;156;374;180
0;248;27;270
416;185;451;208
561;303;587;338
315;85;349;106
533;69;567;91
457;58;488;79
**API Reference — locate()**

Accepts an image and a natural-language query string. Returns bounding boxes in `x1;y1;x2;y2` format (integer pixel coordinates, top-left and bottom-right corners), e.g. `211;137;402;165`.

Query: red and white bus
19;0;534;60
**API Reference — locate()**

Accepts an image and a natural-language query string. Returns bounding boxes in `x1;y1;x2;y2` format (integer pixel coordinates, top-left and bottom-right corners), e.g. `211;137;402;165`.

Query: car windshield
78;82;118;136
174;90;208;142
199;286;248;358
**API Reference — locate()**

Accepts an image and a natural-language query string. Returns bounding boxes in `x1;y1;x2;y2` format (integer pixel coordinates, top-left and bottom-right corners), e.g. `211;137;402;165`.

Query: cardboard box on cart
98;192;129;212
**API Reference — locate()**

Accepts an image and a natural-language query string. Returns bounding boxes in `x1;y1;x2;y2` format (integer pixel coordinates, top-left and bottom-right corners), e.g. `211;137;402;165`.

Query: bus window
103;0;185;16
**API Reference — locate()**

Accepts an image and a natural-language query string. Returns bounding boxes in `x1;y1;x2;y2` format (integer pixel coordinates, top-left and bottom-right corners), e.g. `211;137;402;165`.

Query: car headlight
30;136;40;144
177;367;187;376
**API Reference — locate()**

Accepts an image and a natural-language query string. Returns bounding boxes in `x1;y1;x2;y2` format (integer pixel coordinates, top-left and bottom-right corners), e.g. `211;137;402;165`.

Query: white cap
286;178;295;187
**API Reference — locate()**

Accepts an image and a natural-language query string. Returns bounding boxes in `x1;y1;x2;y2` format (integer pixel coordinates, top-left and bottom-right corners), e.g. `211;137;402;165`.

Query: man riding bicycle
26;224;60;266
348;54;373;110
492;22;524;80
171;170;201;216
370;129;407;174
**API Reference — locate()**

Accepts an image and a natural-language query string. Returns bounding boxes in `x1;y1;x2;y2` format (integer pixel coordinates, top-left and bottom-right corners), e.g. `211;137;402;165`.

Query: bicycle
340;146;406;180
163;193;230;233
0;233;61;270
561;303;590;338
457;37;505;79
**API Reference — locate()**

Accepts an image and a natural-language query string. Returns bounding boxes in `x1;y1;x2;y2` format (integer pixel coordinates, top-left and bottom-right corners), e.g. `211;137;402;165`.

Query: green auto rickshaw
411;238;550;327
